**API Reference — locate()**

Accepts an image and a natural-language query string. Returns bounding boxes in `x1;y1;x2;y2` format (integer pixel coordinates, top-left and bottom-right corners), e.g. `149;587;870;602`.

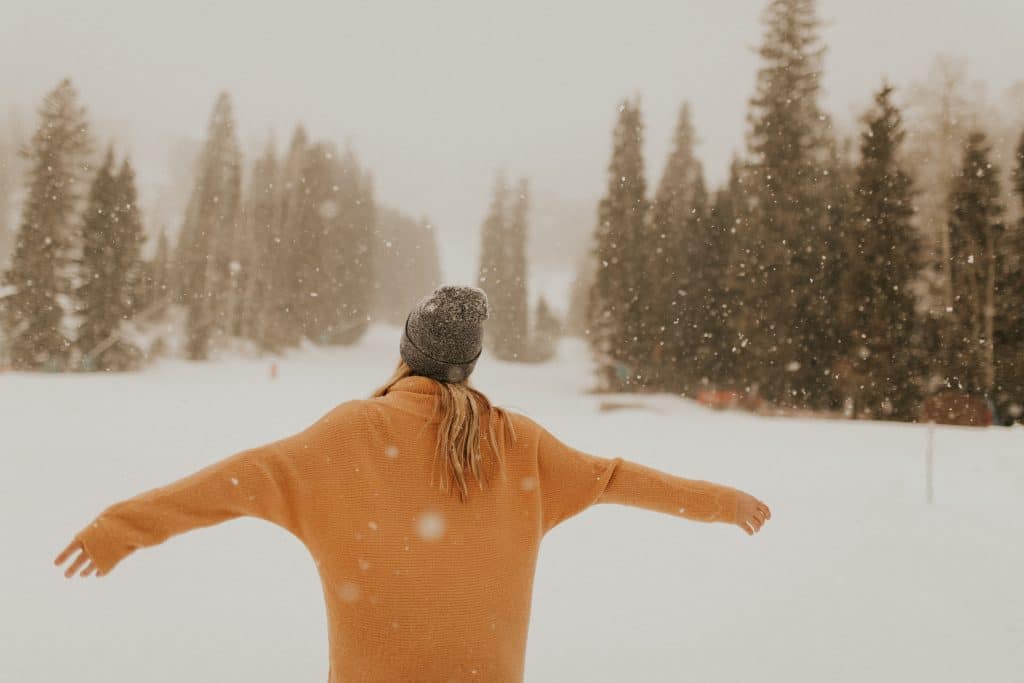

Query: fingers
80;560;97;578
65;550;88;578
54;540;80;567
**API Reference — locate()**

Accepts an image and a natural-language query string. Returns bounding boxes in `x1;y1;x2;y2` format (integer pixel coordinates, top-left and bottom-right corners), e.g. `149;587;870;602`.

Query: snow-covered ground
3;323;1022;682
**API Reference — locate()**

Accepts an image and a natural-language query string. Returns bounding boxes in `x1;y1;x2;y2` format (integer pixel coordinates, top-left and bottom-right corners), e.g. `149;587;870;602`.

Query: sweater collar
389;375;444;395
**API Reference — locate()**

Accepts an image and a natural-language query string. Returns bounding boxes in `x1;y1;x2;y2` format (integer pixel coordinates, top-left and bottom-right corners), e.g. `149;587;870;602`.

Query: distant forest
1;0;1022;426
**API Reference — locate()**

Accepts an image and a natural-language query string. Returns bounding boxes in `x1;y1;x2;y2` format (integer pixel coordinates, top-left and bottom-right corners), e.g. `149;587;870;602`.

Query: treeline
582;0;1024;424
476;174;563;362
0;80;441;371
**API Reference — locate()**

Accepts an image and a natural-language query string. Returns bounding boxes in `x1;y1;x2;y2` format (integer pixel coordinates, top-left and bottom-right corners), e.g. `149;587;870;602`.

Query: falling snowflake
416;510;445;541
337;582;361;603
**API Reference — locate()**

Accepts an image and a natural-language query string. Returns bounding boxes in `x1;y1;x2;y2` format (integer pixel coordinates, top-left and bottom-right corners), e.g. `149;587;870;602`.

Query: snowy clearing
3;323;1022;682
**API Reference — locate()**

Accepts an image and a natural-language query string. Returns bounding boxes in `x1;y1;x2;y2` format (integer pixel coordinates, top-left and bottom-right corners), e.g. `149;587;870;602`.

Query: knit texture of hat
400;285;490;383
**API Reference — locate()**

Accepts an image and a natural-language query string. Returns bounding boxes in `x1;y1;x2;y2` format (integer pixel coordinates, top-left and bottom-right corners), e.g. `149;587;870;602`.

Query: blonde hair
371;359;516;501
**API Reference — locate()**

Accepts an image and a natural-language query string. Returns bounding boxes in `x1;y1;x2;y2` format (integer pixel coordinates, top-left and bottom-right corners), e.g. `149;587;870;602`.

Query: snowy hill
5;323;1022;682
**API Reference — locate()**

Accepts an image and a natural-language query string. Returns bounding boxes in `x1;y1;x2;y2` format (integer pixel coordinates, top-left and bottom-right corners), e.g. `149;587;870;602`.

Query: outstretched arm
56;401;357;577
534;420;770;535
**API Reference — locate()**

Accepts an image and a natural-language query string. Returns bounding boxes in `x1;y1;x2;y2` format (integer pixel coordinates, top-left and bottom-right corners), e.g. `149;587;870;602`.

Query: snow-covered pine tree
73;150;146;371
319;146;374;346
290;141;337;343
588;98;648;391
648;102;710;394
993;129;1024;422
74;148;118;365
264;125;309;351
176;92;242;360
742;0;841;408
1;79;91;370
477;172;509;355
144;228;171;317
526;292;561;362
239;140;278;347
704;158;750;390
947;132;1004;395
114;158;147;321
838;83;922;420
0;135;14;269
371;207;442;325
499;177;530;360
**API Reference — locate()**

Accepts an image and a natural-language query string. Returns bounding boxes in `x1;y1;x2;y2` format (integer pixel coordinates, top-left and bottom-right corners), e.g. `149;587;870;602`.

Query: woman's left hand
54;539;100;578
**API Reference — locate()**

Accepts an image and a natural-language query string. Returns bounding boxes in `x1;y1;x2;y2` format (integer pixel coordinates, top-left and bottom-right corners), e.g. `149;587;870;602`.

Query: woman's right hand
735;492;771;535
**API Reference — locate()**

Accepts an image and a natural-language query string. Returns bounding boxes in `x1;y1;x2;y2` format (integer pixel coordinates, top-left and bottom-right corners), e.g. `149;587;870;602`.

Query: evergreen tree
74;151;146;371
587;98;648;391
947;131;1004;394
74;148;118;364
0;135;15;270
499;177;530;359
993;129;1024;422
526;293;561;362
114;158;146;321
645;102;706;392
291;141;339;342
1;79;91;370
371;208;442;325
705;158;750;389
477;173;509;354
742;0;840;408
239;140;278;346
176;93;242;360
317;148;374;346
264;125;309;351
145;228;171;315
838;84;922;419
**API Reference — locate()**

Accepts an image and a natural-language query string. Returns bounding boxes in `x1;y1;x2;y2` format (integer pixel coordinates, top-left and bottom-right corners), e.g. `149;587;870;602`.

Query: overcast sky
3;0;1022;287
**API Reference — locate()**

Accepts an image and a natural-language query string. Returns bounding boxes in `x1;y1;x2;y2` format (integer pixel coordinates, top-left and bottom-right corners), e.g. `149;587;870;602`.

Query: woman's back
311;376;543;681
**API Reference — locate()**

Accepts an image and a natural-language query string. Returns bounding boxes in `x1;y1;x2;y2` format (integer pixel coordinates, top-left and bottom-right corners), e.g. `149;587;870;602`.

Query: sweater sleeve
73;402;355;576
534;420;740;534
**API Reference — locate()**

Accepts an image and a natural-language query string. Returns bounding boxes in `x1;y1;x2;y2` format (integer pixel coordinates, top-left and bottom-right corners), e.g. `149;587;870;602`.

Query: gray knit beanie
400;285;490;383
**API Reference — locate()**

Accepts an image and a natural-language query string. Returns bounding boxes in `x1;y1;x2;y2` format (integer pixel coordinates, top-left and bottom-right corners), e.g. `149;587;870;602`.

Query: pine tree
74;151;146;371
742;0;840;408
114;158;146;321
0;135;15;270
993;129;1024;422
527;293;561;362
239;140;278;346
705;158;750;389
947;131;1004;394
499;177;530;359
147;228;171;315
176;93;242;360
74;148;118;365
712;156;761;389
838;84;922;419
263;125;309;351
587;98;648;391
645;103;706;392
1;79;91;370
478;173;509;354
372;207;442;325
316;147;374;346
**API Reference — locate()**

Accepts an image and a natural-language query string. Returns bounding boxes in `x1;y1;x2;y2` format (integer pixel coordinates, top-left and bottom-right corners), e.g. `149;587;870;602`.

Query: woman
55;284;771;682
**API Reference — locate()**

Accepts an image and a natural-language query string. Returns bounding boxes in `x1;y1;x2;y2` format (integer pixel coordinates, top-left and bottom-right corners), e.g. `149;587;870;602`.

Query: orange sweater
75;375;741;682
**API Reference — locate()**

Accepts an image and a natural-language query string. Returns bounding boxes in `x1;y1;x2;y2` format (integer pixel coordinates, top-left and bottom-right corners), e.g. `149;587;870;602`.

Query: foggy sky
3;0;1022;291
